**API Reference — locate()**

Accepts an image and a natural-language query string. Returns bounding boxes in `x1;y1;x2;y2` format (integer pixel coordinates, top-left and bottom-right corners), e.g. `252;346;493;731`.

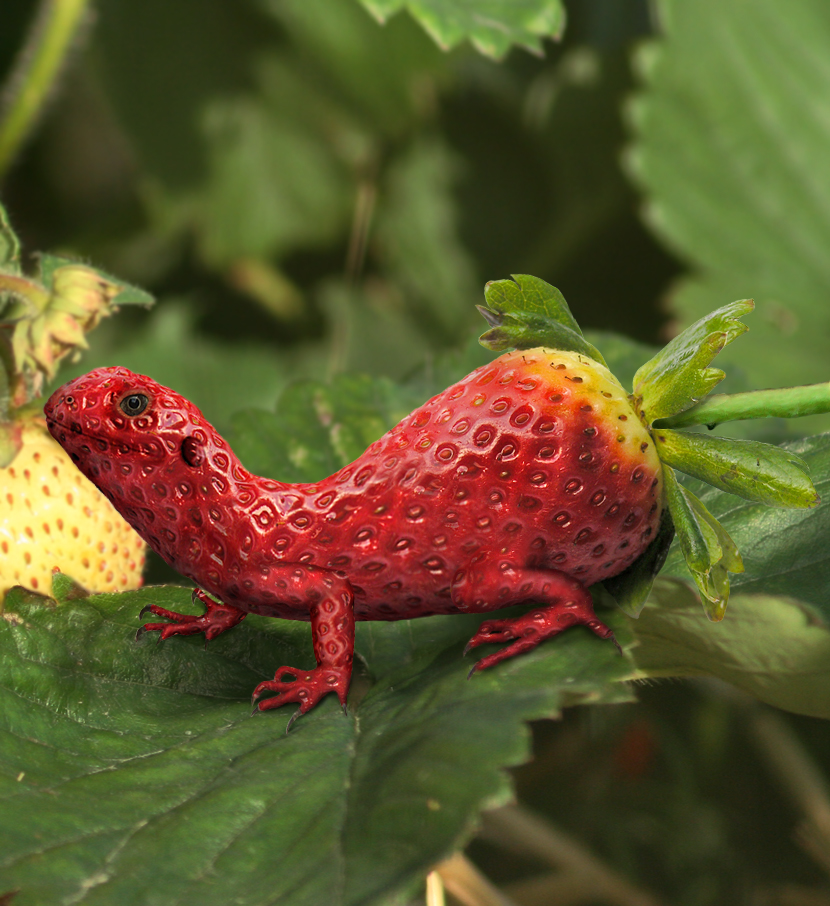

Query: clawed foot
136;589;245;644
251;665;350;732
465;609;619;676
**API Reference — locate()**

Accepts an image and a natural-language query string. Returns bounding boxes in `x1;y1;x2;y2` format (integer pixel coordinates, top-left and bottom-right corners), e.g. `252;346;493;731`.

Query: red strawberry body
44;348;663;722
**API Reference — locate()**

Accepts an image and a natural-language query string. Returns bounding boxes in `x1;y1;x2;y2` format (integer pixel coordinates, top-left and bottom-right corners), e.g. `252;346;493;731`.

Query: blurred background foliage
3;0;830;903
0;0;682;426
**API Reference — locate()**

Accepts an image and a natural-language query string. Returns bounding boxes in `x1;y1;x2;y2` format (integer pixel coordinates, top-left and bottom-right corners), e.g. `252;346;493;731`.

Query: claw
286;709;302;734
467;663;479;680
463;640;473;657
342;702;349;716
135;626;147;642
138;604;153;619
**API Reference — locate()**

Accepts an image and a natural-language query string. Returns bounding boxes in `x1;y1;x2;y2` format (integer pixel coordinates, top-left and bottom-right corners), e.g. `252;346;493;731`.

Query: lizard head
44;366;222;484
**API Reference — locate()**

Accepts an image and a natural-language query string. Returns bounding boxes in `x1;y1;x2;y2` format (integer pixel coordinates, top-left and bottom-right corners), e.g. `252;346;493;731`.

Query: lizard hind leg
453;562;618;675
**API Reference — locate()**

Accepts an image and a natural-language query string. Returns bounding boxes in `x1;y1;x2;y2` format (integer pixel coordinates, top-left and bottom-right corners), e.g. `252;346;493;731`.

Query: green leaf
654;429;820;509
628;0;830;432
199;95;353;265
95;0;271;190
631;579;830;720
229;372;423;483
0;579;634;903
632;299;752;424
374;138;479;339
478;275;607;364
265;0;449;134
0;198;21;275
357;0;566;58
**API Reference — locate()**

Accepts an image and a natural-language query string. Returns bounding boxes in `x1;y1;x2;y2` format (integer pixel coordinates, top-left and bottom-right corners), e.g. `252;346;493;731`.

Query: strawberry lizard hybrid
44;348;663;726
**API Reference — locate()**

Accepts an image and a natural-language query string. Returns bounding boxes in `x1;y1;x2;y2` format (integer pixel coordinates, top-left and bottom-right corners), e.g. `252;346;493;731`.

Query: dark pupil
121;394;148;416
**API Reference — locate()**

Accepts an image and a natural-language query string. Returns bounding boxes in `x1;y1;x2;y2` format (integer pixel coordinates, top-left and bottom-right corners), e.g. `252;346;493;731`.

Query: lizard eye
120;393;149;416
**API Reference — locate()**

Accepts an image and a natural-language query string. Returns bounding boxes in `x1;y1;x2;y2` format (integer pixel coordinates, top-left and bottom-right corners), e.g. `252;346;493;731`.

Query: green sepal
0;199;21;276
662;467;744;620
654;429;819;509
478;274;607;365
37;254;155;308
633;299;753;424
51;571;91;602
602;507;675;618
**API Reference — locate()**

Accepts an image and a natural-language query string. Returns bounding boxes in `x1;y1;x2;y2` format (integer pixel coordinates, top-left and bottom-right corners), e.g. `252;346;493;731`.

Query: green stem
654;383;830;429
0;0;92;181
0;272;50;311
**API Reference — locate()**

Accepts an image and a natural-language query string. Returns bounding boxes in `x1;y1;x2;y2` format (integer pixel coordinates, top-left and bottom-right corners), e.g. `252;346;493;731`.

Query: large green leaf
198;93;354;265
357;0;565;58
631;580;830;719
265;0;449;134
0;577;634;905
628;0;830;433
373;138;480;339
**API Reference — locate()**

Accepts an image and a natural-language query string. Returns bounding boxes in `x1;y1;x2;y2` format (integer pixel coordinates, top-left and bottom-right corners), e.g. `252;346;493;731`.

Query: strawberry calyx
478;275;824;621
478;274;608;366
0;201;154;463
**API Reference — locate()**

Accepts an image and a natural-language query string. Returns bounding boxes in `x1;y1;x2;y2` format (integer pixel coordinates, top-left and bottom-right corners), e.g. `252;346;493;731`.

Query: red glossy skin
44;350;663;724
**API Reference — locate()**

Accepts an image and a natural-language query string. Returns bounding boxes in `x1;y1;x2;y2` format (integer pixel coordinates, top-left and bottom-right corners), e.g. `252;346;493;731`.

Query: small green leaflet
661;466;742;620
478;274;607;364
633;299;753;424
654;429;819;509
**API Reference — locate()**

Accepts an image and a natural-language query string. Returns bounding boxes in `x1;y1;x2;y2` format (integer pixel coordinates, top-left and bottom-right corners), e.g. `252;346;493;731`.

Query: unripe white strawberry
0;420;146;599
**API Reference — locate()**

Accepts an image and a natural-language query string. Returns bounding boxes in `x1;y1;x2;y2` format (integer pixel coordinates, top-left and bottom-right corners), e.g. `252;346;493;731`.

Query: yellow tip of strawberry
0;421;146;601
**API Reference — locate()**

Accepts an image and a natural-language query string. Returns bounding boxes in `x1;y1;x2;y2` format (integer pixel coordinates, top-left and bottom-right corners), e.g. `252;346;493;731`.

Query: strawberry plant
0;208;152;599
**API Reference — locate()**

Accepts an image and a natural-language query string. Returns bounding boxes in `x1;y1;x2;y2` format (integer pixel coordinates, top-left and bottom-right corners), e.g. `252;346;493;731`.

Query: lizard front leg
452;560;618;675
252;567;355;728
137;588;246;642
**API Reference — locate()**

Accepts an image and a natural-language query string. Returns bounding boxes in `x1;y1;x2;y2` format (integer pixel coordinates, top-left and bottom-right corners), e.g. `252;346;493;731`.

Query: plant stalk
654;383;830;429
0;0;92;181
0;272;50;311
